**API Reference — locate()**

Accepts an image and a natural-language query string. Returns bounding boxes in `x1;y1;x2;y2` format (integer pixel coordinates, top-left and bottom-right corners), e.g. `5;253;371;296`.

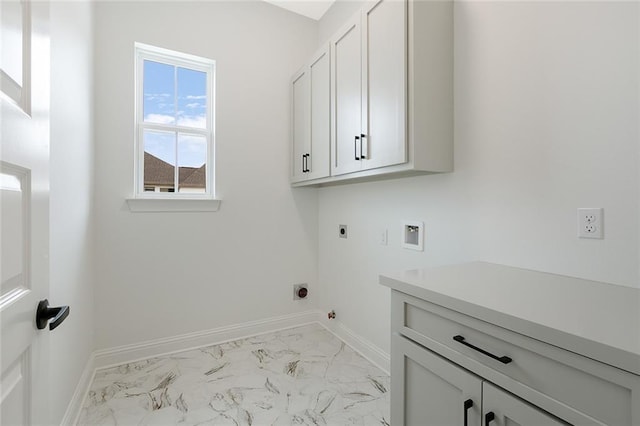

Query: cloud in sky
145;113;175;125
177;114;206;129
185;102;201;109
145;113;176;125
144;92;172;101
185;95;206;100
144;113;206;130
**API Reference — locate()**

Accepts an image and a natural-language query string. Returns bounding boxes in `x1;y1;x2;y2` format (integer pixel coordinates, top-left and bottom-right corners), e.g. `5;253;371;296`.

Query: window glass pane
178;134;207;193
177;67;207;129
144;130;176;192
143;60;175;125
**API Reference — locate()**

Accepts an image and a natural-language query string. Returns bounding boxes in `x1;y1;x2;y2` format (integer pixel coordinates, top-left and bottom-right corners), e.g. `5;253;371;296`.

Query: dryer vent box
403;221;424;251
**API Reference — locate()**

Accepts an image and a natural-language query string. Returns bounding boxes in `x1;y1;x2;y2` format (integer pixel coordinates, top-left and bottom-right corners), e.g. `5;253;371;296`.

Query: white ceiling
262;0;336;20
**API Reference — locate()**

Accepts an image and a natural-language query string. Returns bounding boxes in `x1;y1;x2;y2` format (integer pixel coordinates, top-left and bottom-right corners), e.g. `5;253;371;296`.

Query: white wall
317;1;639;355
93;1;318;349
49;1;95;423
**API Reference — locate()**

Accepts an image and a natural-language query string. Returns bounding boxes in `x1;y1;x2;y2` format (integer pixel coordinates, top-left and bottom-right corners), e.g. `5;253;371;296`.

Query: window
134;43;215;199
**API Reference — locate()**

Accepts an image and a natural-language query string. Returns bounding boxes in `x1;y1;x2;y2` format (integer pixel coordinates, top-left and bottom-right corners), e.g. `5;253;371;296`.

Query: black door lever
36;299;70;330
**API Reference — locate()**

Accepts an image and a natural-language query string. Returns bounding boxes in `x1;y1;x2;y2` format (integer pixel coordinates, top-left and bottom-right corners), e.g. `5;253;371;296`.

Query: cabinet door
392;334;482;426
291;68;310;183
331;13;363;176
362;0;407;170
307;46;330;180
483;383;569;426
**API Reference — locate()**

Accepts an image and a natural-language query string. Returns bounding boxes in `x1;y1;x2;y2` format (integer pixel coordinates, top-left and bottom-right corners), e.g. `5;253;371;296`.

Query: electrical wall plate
402;221;424;251
577;208;604;239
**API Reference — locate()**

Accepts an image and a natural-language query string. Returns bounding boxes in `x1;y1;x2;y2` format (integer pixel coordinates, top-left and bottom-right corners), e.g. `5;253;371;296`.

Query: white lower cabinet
483;382;567;426
389;289;640;426
392;333;482;426
393;334;571;426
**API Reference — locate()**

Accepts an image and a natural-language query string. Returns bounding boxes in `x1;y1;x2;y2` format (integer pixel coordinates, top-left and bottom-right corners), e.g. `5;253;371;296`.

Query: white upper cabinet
292;0;453;186
291;46;331;183
361;0;407;171
331;13;362;176
291;68;310;182
331;0;407;177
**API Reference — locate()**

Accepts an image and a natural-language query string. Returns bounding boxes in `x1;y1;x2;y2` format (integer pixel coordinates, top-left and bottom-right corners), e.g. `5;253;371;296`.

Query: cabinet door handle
485;412;495;425
360;134;367;159
305;153;310;173
302;154;306;173
453;335;513;364
463;399;473;426
355;135;360;160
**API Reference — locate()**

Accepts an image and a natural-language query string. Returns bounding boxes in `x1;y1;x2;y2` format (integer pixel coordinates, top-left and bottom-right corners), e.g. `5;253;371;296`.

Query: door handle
355;135;360;160
36;299;70;331
464;399;473;426
360;134;367;159
304;153;310;173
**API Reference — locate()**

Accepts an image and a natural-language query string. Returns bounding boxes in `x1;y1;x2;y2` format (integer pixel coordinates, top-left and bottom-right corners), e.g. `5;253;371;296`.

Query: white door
1;1;53;424
331;12;362;176
362;0;407;170
391;334;483;426
483;383;569;426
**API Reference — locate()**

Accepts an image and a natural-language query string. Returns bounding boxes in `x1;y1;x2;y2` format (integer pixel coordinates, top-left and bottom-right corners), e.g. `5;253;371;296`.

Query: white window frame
133;42;216;201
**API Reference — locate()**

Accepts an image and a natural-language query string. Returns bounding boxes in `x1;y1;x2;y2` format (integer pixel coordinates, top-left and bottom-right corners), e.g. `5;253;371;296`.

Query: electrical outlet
577;208;604;239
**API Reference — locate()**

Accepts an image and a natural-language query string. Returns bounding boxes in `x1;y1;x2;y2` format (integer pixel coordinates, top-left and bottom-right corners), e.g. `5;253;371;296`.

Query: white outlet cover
577;208;604;239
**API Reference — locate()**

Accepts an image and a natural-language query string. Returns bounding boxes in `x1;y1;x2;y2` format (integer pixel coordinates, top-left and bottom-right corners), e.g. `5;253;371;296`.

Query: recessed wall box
402;221;424;251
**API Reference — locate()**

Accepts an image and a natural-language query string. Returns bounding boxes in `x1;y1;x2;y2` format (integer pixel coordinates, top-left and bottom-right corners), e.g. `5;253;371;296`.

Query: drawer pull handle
485;412;495;425
453;335;513;364
463;399;473;426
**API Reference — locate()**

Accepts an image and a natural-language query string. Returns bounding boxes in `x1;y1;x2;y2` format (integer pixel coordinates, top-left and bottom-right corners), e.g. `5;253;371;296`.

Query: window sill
126;198;222;212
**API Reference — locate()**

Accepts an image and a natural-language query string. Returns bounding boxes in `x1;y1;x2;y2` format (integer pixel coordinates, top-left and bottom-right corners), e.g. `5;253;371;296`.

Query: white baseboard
61;310;390;425
319;318;390;375
92;310;323;370
60;353;95;426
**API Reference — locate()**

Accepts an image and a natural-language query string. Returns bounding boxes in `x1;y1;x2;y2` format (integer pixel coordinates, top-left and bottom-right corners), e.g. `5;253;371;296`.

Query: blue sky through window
143;60;207;168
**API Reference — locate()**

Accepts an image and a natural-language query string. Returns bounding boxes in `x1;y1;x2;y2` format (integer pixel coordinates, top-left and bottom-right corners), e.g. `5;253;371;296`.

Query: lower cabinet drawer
392;291;638;426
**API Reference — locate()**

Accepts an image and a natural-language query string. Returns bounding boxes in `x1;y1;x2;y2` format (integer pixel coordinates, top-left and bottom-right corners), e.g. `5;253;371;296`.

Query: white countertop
380;262;640;376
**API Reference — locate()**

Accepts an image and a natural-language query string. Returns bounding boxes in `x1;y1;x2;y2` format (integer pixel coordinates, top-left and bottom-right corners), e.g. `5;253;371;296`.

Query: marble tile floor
78;323;390;425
